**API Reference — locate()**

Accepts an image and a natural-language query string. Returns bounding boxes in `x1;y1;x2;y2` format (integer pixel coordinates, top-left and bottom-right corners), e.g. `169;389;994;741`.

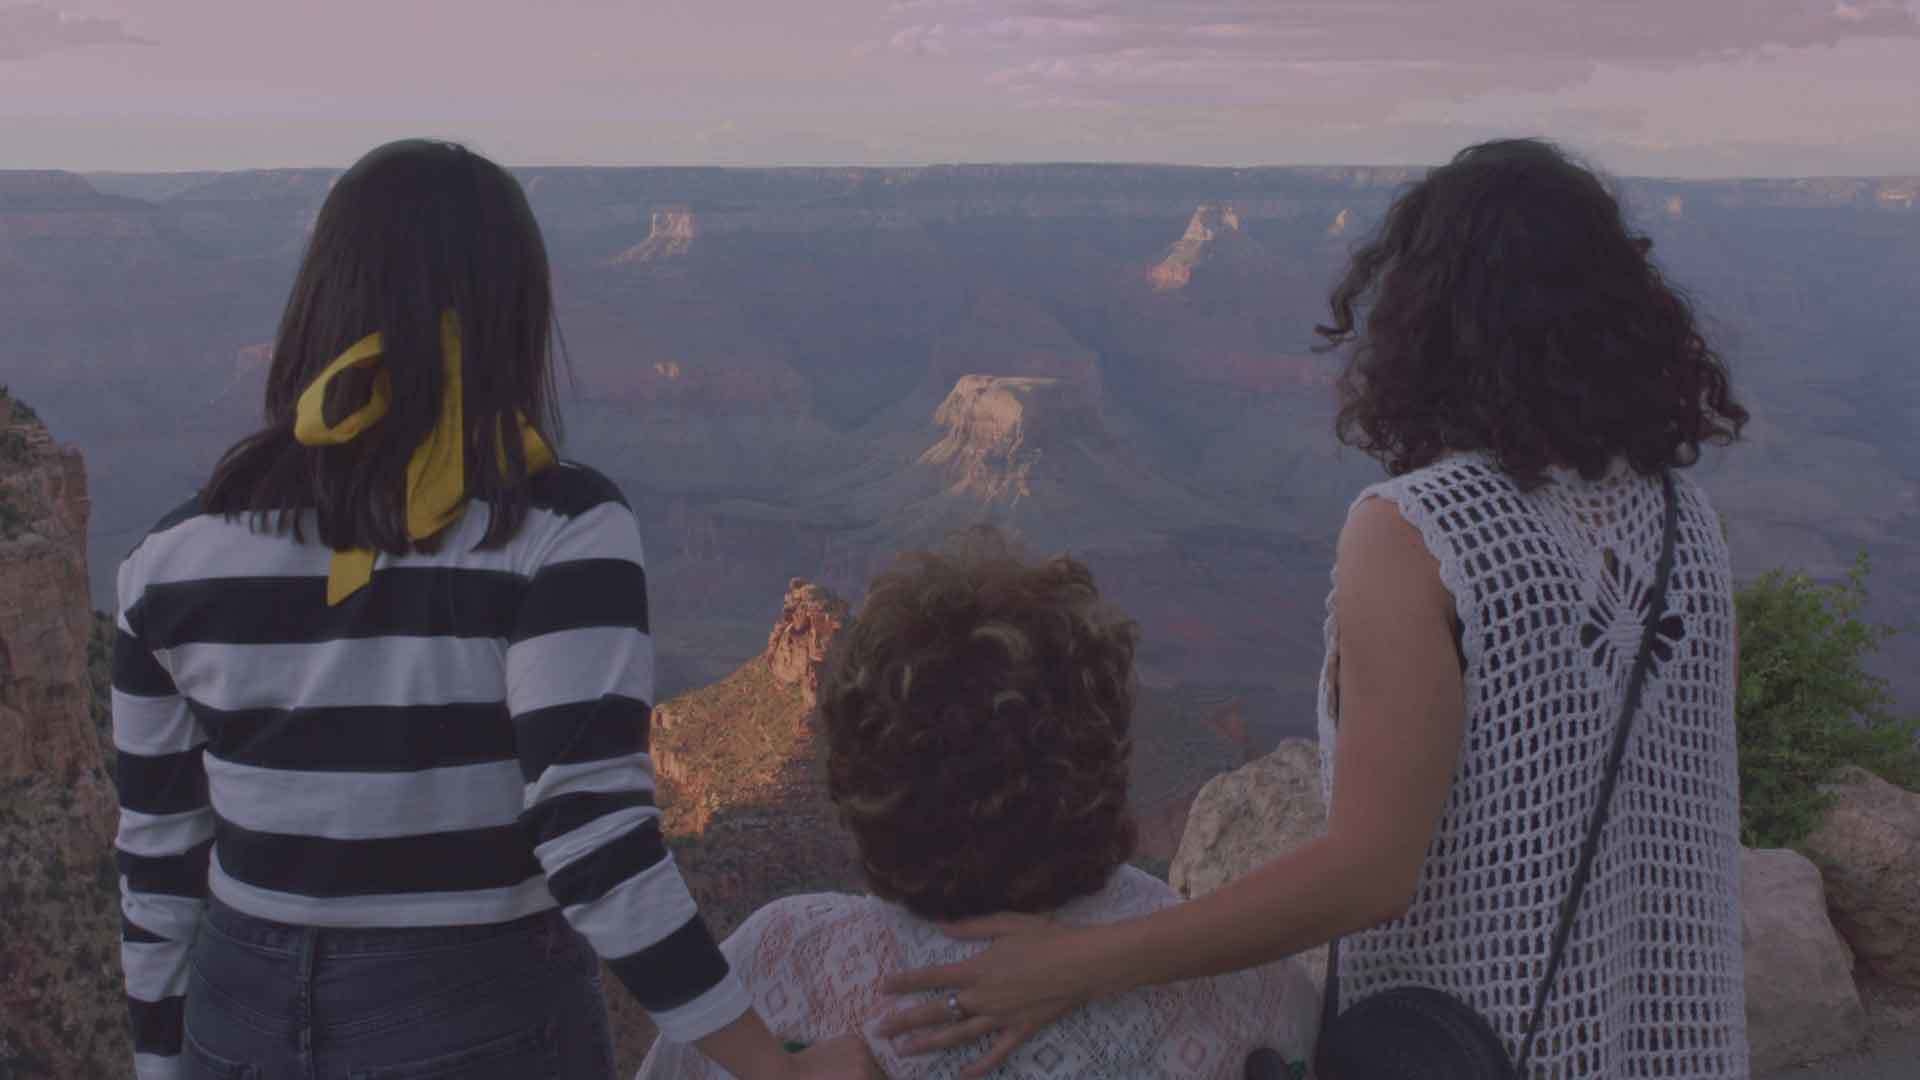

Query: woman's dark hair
1317;138;1747;489
817;527;1139;922
204;139;560;550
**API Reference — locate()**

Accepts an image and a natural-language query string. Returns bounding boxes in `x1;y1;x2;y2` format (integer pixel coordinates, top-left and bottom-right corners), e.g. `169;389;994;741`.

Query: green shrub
1735;554;1920;849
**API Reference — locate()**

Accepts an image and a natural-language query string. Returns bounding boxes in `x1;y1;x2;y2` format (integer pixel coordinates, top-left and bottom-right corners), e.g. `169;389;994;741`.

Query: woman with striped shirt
110;139;877;1080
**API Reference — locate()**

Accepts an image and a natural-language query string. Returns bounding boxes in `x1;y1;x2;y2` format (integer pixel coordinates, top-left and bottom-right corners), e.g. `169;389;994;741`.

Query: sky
2;0;1918;177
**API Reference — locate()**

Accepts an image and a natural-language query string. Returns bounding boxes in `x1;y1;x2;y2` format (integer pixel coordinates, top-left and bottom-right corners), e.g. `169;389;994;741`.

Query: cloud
890;22;953;56
0;3;152;61
882;1;1920;115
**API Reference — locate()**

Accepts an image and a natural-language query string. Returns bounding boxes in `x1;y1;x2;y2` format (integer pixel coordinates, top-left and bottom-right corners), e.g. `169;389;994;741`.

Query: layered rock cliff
606;581;863;1074
919;375;1106;505
763;579;849;711
613;206;697;264
651;578;859;922
866;372;1231;560
0;388;125;1078
1149;203;1241;291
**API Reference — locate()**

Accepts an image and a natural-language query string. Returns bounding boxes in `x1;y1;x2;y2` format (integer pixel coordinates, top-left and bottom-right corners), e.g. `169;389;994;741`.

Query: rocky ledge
1171;742;1920;1076
0;388;124;1078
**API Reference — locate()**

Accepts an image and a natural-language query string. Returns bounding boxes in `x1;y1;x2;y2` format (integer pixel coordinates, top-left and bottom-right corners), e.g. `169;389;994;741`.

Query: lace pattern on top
634;866;1319;1079
1315;455;1749;1080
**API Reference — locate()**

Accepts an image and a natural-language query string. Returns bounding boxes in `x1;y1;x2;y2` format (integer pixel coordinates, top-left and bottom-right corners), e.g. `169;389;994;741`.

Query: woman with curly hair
636;528;1319;1079
881;139;1752;1080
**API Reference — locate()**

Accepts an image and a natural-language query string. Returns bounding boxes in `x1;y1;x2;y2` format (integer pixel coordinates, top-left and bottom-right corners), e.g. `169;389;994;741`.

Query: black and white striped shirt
112;463;746;1080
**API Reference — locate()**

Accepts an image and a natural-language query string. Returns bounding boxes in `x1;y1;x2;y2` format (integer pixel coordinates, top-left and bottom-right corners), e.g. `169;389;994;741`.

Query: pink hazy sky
3;0;1918;176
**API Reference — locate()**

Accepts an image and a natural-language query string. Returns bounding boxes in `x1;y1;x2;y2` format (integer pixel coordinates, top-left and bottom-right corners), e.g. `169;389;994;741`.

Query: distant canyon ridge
3;164;1918;729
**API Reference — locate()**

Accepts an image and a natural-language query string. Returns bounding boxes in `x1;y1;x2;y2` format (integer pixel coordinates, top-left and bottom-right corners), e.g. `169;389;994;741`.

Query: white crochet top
634;866;1319;1079
1316;455;1749;1079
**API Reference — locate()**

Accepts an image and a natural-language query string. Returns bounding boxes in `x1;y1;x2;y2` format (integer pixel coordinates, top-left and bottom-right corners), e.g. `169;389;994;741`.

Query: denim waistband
203;894;566;958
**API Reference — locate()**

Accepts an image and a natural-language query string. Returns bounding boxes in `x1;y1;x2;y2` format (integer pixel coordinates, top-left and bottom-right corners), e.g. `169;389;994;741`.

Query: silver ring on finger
945;991;969;1022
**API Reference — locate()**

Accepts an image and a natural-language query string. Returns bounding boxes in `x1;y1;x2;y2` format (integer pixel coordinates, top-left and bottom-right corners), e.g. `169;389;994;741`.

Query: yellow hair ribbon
293;312;556;605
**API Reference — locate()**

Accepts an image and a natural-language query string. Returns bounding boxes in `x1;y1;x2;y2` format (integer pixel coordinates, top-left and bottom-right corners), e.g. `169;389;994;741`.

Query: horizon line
15;161;1920;185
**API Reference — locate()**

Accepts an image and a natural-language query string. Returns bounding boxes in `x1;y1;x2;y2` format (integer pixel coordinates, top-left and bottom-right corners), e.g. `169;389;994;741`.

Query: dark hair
204;139;560;551
1317;138;1747;489
817;527;1139;922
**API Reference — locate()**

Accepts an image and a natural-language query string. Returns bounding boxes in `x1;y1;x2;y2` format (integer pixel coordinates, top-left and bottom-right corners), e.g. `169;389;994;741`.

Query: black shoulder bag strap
1320;472;1680;1072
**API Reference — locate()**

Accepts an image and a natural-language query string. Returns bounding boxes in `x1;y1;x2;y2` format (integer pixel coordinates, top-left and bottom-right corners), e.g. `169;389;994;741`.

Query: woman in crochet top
637;529;1319;1079
880;139;1754;1079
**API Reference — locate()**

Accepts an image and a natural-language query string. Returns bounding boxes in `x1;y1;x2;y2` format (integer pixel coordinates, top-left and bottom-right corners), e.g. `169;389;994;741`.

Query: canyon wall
0;388;126;1078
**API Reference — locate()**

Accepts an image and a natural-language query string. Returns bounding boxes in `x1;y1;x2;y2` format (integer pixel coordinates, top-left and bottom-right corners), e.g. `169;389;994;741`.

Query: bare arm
1089;496;1467;989
880;498;1467;1073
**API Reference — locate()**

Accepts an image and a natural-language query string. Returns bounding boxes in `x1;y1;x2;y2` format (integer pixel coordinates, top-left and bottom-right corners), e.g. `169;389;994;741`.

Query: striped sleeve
113;551;213;1080
508;495;751;1044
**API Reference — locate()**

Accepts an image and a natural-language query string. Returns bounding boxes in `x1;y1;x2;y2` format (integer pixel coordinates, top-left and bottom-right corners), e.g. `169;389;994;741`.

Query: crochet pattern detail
634;867;1318;1079
1316;455;1749;1080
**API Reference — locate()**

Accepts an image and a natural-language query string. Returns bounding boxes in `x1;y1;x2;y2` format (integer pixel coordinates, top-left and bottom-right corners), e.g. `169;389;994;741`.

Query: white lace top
634;866;1319;1079
1316;455;1749;1079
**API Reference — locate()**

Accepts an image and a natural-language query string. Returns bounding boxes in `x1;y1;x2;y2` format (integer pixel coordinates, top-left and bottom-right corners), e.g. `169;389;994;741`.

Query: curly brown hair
817;527;1139;922
1317;138;1748;490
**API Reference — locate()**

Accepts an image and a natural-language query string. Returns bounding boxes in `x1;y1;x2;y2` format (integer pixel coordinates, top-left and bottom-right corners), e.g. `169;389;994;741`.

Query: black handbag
1314;473;1679;1080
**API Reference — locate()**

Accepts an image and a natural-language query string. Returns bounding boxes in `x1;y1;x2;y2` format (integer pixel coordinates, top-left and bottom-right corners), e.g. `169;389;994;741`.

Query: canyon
4;162;1919;727
3;160;1919;1075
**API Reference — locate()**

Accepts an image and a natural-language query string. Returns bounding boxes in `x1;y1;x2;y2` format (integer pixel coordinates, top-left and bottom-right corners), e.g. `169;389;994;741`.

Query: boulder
1801;766;1920;989
1741;847;1869;1072
1169;738;1329;989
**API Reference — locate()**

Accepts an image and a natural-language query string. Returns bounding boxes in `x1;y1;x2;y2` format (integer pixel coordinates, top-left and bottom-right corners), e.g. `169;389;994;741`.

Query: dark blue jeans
183;898;617;1079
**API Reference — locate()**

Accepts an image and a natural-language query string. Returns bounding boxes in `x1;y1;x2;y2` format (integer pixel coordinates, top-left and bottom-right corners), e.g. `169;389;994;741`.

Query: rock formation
619;581;862;1075
763;578;848;711
919;375;1105;505
0;388;125;1078
1165;742;1899;1073
1149;203;1240;291
1740;847;1869;1072
613;206;697;263
1169;738;1330;989
874;371;1234;565
1802;766;1920;989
